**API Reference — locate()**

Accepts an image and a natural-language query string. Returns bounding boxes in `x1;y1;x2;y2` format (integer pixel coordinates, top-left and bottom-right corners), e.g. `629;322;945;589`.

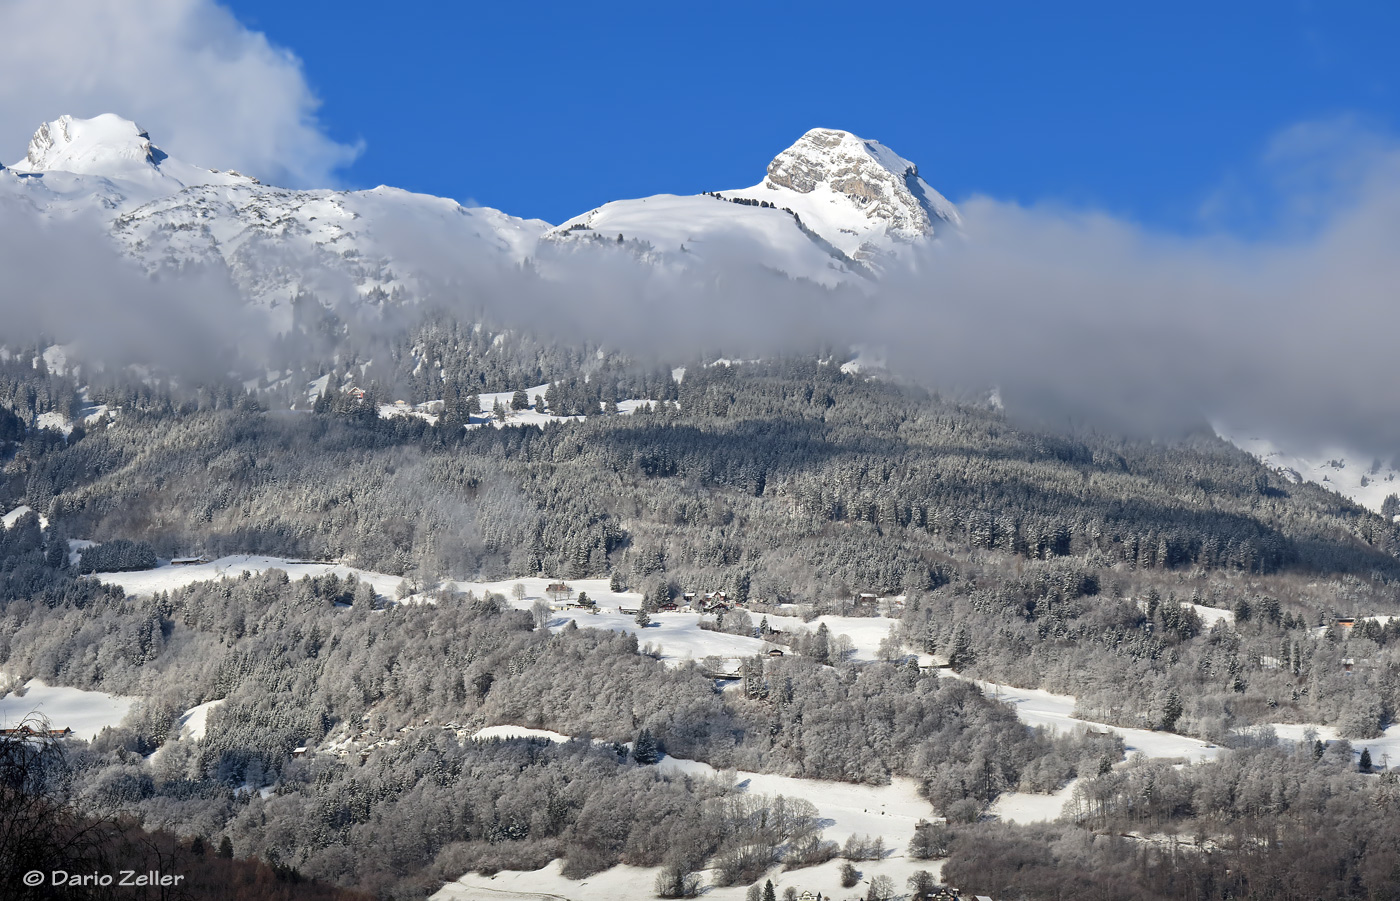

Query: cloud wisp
0;0;359;187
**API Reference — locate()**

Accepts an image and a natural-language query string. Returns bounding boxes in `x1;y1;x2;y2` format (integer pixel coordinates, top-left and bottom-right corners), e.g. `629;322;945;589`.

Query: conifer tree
633;728;659;764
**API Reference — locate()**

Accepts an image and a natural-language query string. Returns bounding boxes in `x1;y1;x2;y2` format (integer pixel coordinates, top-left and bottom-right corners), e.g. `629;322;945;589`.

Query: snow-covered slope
1223;432;1400;514
539;192;867;286
111;182;547;330
0;679;134;742
9;114;255;189
542;127;961;285
1;114;549;331
5;116;960;312
1;114;257;216
5;116;961;318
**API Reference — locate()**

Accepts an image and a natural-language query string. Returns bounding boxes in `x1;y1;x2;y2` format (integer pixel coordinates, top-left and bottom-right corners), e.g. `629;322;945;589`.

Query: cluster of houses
542;581;901;620
0;724;73;739
787;889;982;901
681;590;731;613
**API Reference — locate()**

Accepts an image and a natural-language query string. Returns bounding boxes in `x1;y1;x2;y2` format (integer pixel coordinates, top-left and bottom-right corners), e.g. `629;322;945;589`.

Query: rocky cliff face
750;127;961;257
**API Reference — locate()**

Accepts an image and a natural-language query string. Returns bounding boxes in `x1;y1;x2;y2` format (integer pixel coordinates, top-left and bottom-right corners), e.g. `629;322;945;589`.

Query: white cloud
0;0;359;186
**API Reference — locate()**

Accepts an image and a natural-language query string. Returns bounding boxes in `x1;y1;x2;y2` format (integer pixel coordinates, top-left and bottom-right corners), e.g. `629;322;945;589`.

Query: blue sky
216;2;1398;230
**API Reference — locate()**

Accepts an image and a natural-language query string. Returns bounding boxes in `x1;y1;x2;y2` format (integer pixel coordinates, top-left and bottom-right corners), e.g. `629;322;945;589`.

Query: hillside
5;113;1400;901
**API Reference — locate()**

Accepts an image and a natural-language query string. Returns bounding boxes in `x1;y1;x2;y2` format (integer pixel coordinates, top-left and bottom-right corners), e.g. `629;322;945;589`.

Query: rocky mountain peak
760;127;961;241
11;114;165;176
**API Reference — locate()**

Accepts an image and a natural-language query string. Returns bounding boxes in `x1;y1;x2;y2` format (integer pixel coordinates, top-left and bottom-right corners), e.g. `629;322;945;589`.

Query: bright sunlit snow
0;679;135;741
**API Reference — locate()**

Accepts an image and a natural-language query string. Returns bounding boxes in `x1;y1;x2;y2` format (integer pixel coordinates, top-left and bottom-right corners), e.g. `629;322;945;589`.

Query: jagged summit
5;113;259;201
544;127;961;281
10;114;164;176
736;127;961;255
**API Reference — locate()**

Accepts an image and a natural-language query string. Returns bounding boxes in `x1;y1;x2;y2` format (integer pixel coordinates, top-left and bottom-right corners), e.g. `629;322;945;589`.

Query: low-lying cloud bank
0;205;260;379
877;122;1400;455
3;119;1399;463
482;122;1400;459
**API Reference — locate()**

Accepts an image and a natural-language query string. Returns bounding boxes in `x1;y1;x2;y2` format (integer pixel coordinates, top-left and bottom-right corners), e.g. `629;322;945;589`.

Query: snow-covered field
147;699;227;765
456;576;776;666
435;747;942;901
988;779;1080;825
0;679;134;741
950;677;1223;764
177;698;225;742
436;857;941;901
1262;722;1400;770
91;554;406;599
1187;603;1235;628
655;755;931;848
2;504;48;529
760;613;898;662
472;725;573;744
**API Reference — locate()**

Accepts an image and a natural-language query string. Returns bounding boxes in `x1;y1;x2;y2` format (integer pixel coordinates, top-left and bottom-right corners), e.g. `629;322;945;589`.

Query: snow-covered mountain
1;114;550;330
109;183;547;331
4;114;1392;515
736;127;961;254
3;117;958;322
2;114;258;215
541;128;961;285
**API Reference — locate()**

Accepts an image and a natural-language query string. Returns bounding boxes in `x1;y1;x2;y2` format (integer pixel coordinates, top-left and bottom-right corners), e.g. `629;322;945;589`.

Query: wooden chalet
919;653;952;672
697;590;731;613
170;555;210;566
